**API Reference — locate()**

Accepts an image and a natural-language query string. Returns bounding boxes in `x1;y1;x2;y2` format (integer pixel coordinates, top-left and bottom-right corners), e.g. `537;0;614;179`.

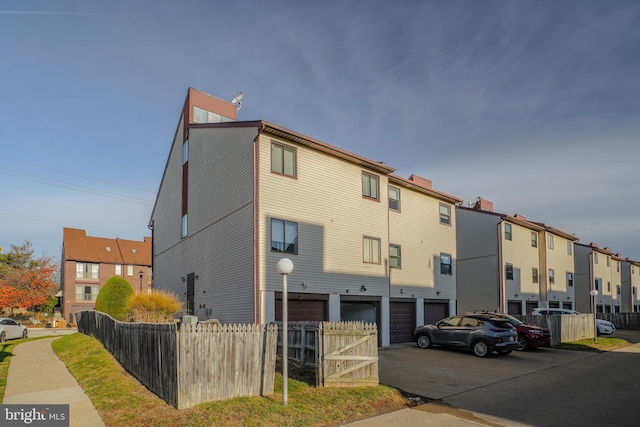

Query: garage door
526;301;539;314
507;301;521;315
275;299;327;322
390;302;415;343
424;302;448;326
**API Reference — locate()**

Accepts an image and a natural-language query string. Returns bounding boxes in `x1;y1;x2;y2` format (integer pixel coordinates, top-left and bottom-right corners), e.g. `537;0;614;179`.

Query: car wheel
0;332;6;343
498;350;512;355
472;340;490;357
22;329;28;339
517;335;530;351
416;334;432;349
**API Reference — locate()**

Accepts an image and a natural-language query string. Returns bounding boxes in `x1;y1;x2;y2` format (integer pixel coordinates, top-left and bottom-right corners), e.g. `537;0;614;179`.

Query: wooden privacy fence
597;313;640;330
515;314;594;345
276;321;319;366
75;311;277;409
317;322;378;387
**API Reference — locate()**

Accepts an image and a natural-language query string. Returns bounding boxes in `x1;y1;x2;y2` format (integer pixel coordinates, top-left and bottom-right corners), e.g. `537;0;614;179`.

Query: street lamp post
590;289;599;343
276;258;294;405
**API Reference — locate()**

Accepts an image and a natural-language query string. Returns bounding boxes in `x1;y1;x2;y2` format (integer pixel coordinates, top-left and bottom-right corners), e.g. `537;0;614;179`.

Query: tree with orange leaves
0;241;59;313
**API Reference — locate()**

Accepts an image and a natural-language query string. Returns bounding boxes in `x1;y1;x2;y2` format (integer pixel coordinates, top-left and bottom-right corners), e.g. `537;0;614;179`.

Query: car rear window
490;320;513;329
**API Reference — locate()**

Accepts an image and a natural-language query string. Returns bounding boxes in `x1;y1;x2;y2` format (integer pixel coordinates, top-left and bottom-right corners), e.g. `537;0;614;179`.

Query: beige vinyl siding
258;133;389;296
153;118;185;254
455;209;501;313
502;221;541;299
388;184;456;300
544;233;575;302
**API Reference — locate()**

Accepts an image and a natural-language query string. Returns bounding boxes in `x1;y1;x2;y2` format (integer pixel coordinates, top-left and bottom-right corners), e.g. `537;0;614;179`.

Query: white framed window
532;267;539;283
547;234;554;249
181;214;188;238
75;285;99;302
439;204;451;225
504;224;512;241
182;139;189;165
362;172;379;200
193;106;207;123
567;272;574;287
388;186;400;211
363;236;381;264
76;263;99;280
115;264;122;276
549;269;555;284
271;219;298;254
440;253;452;275
127;265;134;276
390;244;401;268
271;141;296;177
531;232;538;247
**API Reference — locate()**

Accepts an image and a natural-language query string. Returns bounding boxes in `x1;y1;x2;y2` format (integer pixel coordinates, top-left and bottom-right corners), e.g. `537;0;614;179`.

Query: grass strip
555;337;630;352
52;333;407;427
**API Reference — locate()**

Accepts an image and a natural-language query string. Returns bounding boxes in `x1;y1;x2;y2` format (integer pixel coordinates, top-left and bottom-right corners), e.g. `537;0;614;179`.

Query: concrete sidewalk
3;337;106;427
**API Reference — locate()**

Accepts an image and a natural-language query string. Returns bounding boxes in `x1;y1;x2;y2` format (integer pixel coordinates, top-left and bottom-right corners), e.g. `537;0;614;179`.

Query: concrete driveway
379;330;640;426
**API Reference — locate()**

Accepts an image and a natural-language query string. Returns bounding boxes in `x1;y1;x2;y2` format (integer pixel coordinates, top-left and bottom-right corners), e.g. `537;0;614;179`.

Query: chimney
408;174;432;189
590;242;598;248
472;197;493;212
514;213;527;220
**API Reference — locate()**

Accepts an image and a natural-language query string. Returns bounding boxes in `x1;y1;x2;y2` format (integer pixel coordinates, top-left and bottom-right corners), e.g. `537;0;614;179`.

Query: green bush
95;276;135;321
125;290;183;323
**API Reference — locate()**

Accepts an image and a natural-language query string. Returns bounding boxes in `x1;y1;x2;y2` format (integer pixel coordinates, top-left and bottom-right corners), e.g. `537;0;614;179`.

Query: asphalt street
378;330;640;426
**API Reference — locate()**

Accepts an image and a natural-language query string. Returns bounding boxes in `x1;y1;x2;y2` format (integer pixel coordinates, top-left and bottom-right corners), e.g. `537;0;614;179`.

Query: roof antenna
231;92;244;111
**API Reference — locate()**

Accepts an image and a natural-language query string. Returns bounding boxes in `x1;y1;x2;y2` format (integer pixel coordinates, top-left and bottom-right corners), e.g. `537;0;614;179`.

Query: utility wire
0;155;156;194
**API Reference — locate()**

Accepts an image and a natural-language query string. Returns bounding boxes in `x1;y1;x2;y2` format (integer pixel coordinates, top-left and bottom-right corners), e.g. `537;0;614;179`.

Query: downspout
497;219;504;312
253;122;266;324
148;221;154;291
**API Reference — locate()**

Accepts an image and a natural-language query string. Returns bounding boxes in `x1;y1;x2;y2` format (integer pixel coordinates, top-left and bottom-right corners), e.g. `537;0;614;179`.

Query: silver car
414;314;519;357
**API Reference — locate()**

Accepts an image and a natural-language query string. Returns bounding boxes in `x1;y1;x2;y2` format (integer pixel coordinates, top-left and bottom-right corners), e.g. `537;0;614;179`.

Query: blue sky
1;1;639;261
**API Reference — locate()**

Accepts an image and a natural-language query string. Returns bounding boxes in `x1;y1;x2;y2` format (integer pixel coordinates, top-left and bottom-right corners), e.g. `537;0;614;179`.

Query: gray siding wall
456;209;500;313
574;245;592;312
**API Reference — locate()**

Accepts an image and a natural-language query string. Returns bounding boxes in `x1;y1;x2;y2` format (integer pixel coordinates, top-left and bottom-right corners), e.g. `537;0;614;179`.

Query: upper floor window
76;262;99;280
567;272;574;287
271;219;298;254
547;234;554;249
388;186;400;211
127;265;134;276
115;264;122;276
532;267;539;283
594;252;599;264
531;232;538;247
362;172;379;200
193;106;225;124
182;139;189;165
506;263;514;280
76;285;98;302
181;214;188;238
389;244;401;268
504;224;512;241
567;241;572;255
439;204;451;225
607;256;611;267
440;253;452;275
271;142;296;177
363;236;381;264
595;278;602;291
549;269;555;285
607;281;611;292
617;262;620;272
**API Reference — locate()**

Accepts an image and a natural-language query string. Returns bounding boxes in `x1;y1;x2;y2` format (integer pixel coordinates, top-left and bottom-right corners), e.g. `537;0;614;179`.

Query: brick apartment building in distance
61;228;152;324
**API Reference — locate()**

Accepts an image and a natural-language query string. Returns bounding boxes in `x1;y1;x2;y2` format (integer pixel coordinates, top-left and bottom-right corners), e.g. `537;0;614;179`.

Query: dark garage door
424;302;448;326
390;301;415;343
508;301;521;315
275;299;327;322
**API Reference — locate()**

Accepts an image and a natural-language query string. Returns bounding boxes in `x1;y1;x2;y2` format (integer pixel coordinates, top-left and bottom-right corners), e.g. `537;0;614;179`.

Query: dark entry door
186;273;195;315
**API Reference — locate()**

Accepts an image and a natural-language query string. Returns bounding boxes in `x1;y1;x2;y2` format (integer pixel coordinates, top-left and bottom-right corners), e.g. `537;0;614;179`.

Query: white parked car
528;308;616;335
0;318;28;341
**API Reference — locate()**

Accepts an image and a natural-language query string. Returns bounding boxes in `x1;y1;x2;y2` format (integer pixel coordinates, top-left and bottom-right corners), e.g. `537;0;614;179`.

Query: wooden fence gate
317;322;378;387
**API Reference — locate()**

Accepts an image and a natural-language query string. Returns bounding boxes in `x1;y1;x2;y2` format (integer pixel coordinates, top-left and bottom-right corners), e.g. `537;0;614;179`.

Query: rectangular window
567;241;572;255
506;263;513;280
634;287;637;296
504;224;512;241
607;256;611;267
439;204;451;225
595;278;602;292
617;262;620;272
115;264;122;276
388;186;400;211
127;265;134;276
567;272;574;287
607;281;611;292
75;285;98;302
532;267;539;283
181;214;188;238
549;269;555;285
594;252;599;264
389;244;401;268
193;106;207;123
271;142;296;177
182;139;189;165
547;234;554;249
271;219;298;254
363;236;381;264
531;232;538;247
440;253;452;275
617;285;621;295
362;172;379;200
148;267;152;283
76;263;99;280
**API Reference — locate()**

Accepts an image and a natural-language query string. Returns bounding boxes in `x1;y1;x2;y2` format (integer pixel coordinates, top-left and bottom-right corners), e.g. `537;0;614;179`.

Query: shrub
125;290;182;323
95;276;135;321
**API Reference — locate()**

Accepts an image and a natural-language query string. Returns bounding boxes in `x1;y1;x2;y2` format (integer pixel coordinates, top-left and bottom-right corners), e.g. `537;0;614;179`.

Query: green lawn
554;337;630;352
50;333;407;427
